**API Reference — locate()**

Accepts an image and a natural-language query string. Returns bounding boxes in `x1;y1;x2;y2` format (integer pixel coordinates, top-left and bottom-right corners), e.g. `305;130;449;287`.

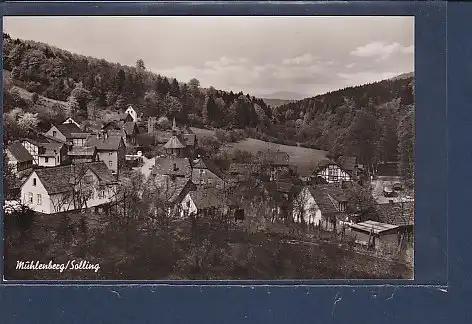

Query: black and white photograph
2;16;414;280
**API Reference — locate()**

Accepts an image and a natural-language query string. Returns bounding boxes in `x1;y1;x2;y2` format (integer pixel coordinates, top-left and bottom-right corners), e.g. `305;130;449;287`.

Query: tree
70;86;91;112
3;152;18;200
162;94;183;119
136;59;146;72
115;94;127;111
398;106;414;183
17;112;39;137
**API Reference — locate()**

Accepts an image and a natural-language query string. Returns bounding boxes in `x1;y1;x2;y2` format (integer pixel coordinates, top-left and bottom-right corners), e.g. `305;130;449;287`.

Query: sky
4;16;414;100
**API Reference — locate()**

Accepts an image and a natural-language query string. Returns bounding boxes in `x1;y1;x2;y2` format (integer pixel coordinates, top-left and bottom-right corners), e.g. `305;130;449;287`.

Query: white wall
38;155;60;167
45;125;67;143
125;106;137;121
97;151;118;173
180;194;197;217
21;172;52;214
292;187;322;226
317;164;351;183
22;141;39;164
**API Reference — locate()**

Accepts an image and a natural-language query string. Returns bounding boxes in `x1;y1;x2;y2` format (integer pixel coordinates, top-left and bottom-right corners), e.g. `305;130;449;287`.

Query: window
109;152;112;156
98;189;105;199
33;178;36;186
28;192;33;204
57;156;60;164
109;161;113;167
37;194;42;205
45;157;49;163
52;130;57;137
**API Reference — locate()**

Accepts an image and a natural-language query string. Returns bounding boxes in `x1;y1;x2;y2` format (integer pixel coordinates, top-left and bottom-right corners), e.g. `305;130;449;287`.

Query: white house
314;159;352;184
292;184;348;232
20;162;118;214
125;105;138;122
45;123;90;147
62;117;82;129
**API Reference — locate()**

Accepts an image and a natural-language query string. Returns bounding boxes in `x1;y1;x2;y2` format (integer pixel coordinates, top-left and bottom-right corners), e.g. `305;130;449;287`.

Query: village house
37;142;68;167
313;159;353;184
258;150;290;181
103;121;140;146
69;146;98;164
191;158;228;189
20;162;118;214
292;183;349;232
149;174;196;216
62;117;82;129
6;141;34;175
45;123;90;147
125;105;138;122
349;220;401;250
85;133;126;175
21;134;70;166
180;187;236;219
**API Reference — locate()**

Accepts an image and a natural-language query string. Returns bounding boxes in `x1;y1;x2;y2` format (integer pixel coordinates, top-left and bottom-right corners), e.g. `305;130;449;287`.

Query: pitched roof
55;123;88;138
163;135;186;149
152;157;192;177
123;122;138;135
305;184;348;216
7;142;33;163
38;142;64;157
69;146;97;156
40;133;69;145
31;162;115;195
153;175;193;203
86;134;123;151
313;159;336;172
191;158;228;180
189;188;235;210
375;202;414;227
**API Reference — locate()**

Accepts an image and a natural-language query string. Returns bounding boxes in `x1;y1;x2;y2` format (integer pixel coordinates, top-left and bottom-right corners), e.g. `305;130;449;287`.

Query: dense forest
2;32;414;182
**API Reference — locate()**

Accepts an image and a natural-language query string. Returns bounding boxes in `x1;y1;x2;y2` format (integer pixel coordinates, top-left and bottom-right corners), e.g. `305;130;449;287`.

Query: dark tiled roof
152;157;192;177
313;159;336;173
7;142;33;163
55;123;88;138
32;162;115;195
305;184;348;216
123;122;138;135
191;158;228;181
153;175;194;203
40;133;70;146
375;202;414;227
69;146;96;156
86;135;124;151
163;135;186;149
189;188;236;210
38;142;64;157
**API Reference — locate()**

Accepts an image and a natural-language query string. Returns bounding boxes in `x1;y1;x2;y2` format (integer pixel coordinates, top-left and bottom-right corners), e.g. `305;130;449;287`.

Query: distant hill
389;72;414;81
261;98;294;108
260;91;310;101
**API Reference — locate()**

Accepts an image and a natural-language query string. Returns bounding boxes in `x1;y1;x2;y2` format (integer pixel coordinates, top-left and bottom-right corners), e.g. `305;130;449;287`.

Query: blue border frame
0;1;460;321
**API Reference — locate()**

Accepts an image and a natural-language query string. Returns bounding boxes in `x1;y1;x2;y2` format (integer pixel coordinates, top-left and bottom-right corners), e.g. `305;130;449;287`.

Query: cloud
204;56;248;69
282;53;319;65
350;42;414;60
345;63;356;69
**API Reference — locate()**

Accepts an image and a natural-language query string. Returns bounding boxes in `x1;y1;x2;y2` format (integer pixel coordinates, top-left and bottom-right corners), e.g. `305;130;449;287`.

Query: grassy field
228;138;328;175
190;127;216;138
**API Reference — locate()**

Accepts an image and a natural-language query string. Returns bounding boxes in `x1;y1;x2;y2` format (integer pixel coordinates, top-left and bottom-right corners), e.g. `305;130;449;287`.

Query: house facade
45;124;90;147
292;184;349;232
69;146;98;164
191;158;227;189
20;162;118;214
37;142;67;167
86;134;125;174
125;106;138;122
314;159;352;183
